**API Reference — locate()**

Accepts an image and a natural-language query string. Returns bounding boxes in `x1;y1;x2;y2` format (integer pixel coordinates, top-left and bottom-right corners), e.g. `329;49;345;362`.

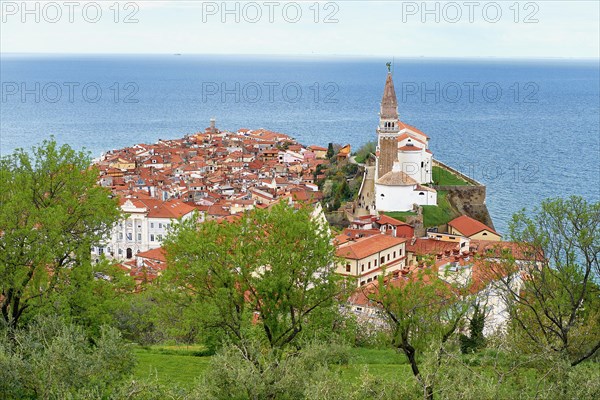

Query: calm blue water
1;55;599;234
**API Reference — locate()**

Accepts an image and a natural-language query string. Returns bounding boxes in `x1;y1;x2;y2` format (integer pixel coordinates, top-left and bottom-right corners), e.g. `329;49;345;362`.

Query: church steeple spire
380;71;399;121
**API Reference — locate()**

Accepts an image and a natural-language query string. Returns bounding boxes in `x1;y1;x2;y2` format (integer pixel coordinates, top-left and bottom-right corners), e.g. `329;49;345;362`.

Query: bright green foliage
162;202;340;357
0;316;135;399
353;141;376;164
372;267;472;400
497;196;600;366
0;139;122;329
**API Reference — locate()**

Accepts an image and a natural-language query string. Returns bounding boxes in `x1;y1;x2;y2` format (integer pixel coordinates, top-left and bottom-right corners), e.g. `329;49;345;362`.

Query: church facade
374;71;437;212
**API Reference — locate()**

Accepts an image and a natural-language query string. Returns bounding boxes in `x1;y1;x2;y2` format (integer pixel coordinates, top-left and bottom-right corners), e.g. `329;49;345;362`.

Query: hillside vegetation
1;141;598;400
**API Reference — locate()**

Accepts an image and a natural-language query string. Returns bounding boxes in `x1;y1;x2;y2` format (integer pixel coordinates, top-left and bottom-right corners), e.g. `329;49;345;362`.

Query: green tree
195;340;351;400
326;143;335;159
354;141;376;164
492;196;600;366
371;268;471;400
162;202;341;360
0;139;121;329
459;302;486;354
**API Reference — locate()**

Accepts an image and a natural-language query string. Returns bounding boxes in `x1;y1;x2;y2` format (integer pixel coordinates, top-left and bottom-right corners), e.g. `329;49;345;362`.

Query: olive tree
492;196;600;366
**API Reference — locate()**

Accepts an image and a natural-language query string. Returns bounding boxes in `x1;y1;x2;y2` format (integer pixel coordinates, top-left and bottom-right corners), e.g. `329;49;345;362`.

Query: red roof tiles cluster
95;125;329;220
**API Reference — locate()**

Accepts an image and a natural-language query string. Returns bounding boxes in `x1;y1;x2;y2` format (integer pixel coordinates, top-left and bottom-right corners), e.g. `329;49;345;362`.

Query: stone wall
432;159;495;230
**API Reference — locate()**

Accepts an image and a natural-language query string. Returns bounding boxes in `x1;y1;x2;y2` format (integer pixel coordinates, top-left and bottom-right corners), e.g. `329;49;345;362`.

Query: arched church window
419;192;425;195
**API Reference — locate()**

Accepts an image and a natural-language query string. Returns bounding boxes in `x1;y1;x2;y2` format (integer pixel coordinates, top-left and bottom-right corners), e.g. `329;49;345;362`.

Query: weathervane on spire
386;61;392;72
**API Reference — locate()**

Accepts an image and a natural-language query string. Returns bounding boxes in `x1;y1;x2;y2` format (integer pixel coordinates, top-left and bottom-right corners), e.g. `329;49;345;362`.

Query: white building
92;197;197;262
375;161;437;212
373;69;437;212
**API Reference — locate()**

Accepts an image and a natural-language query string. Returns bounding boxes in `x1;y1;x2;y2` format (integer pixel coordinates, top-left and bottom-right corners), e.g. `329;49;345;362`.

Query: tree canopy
162;201;341;357
0;139;121;329
493;196;600;366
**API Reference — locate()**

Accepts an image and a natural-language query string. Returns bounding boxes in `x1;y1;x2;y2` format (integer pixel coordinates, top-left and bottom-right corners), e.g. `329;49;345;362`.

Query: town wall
432;159;495;230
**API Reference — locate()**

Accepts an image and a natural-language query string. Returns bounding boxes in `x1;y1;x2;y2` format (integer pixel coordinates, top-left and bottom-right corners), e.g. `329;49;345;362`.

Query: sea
1;54;599;235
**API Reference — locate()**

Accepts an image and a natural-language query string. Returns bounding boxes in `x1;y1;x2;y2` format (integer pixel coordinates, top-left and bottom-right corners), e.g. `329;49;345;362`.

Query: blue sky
1;1;598;58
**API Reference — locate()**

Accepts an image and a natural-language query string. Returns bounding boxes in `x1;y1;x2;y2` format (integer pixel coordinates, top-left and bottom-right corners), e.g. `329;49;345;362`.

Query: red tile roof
336;234;406;260
448;215;498;237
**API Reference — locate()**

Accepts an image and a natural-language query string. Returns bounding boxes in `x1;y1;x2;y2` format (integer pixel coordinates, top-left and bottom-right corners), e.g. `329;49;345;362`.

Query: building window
98;247;104;255
118;233;123;240
374;259;377;266
159;223;163;229
137;233;142;241
150;234;155;242
380;256;385;264
361;264;364;272
393;251;396;258
400;249;403;256
118;249;123;255
126;233;132;241
150;222;154;228
345;264;351;273
387;254;390;261
368;261;371;269
419;192;425;195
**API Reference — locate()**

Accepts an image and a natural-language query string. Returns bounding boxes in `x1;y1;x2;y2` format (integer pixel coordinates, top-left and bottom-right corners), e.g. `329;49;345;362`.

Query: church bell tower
376;65;400;180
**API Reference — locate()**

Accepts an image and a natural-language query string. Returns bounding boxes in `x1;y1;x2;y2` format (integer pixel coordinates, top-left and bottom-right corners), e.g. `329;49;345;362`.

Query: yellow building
447;215;501;241
336;234;407;287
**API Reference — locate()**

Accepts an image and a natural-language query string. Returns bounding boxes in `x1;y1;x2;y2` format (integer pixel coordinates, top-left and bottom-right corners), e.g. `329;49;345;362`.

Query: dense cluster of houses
334;212;536;334
92;122;331;276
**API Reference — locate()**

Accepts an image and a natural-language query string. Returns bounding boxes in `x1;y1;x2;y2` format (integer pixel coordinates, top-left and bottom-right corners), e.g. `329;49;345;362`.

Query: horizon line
1;52;599;61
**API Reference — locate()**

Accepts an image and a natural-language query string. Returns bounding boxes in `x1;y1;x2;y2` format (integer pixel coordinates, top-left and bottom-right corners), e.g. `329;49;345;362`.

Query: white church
374;70;437;212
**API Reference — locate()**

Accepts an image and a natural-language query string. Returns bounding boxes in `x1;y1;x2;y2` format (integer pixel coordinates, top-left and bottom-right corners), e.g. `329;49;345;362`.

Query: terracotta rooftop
448;215;498;237
336;234;407;260
376;170;418;186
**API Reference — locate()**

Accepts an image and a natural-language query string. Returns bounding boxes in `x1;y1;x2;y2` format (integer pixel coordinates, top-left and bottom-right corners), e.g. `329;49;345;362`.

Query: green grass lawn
422;191;458;227
432;166;471;186
133;346;411;388
133;347;211;388
384;211;417;222
132;345;556;396
384;191;457;227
